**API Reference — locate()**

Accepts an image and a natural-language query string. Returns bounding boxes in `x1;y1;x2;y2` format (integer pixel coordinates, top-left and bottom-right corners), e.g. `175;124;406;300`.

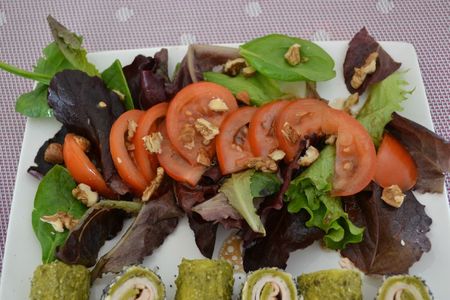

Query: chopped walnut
339;257;356;270
194;118;219;145
223;58;247;76
97;101;107;108
281;122;299;144
268;149;286;161
72;183;98;207
142;167;164;202
351;52;379;89
246;157;278;173
208;98;229;112
73;135;90;152
196;148;211;167
298;146;320;167
126;142;135;151
44;143;64;164
143;132;163;154
343;93;360;114
381;185;405;208
284;43;302;66
127;119;138;141
40;212;78;232
325;135;337;145
180;123;196;150
241;66;256;77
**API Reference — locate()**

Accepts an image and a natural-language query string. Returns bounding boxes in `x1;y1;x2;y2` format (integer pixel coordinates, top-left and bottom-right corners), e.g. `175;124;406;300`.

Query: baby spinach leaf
101;59;134;110
47;15;100;77
0;62;51;84
31;165;87;263
34;42;75;78
240;34;335;82
203;71;284;106
15;84;53;118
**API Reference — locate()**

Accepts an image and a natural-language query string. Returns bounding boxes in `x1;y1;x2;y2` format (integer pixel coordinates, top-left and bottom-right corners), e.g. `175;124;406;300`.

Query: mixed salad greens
1;15;450;299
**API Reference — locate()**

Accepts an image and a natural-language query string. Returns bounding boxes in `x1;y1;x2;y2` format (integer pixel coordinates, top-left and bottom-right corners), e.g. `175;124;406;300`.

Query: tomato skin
248;100;290;157
166;82;238;165
63;133;115;198
374;133;417;191
133;102;168;183
157;122;206;186
110;109;147;195
216;106;258;175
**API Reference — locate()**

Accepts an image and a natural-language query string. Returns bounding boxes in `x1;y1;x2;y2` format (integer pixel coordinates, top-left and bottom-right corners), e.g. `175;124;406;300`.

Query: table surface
0;0;448;273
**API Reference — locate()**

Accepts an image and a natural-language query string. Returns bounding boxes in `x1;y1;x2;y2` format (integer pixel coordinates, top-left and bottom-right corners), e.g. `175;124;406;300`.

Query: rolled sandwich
175;258;234;300
377;275;432;300
297;269;362;300
241;268;298;300
101;266;165;300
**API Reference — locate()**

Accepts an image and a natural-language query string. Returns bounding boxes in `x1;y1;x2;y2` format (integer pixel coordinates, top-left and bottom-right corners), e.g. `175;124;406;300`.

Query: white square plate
1;42;449;299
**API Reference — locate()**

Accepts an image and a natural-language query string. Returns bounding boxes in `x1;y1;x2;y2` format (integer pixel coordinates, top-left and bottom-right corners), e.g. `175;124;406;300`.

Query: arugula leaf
47;15;100;77
285;146;364;249
239;34;335;82
31;165;87;263
219;170;266;235
101;59;134;110
357;72;412;146
203;71;284;106
15;84;53;118
250;172;282;197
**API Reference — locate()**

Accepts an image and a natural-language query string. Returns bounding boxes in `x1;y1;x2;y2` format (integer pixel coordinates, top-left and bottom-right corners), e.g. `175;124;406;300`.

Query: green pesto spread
377;275;431;300
242;268;298;300
298;269;362;300
175;258;234;300
30;260;90;300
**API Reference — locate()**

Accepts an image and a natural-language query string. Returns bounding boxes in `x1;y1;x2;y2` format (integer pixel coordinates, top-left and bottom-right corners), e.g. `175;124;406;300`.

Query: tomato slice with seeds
248;100;290;157
216;106;258;175
63;133;115;198
274;99;376;196
166;82;238;166
374;133;417;191
157;122;206;186
110;109;147;195
133;102;168;183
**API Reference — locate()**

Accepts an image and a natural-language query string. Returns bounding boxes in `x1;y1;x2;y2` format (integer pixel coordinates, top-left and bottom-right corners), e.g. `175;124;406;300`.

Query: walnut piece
142;167;164;202
44;143;64;164
127;119;138;141
196;148;211;167
143;132;163;154
73;135;90;152
97;101;107;108
325;135;337;145
298;146;320;167
381;185;405;208
40;212;78;232
223;58;247;76
241;66;256;77
72;183;98;207
268;149;286;161
350;52;379;89
180;123;196;150
194;118;219;145
284;43;301;66
343;93;359;114
208;98;229;112
281;122;299;144
246;157;278;173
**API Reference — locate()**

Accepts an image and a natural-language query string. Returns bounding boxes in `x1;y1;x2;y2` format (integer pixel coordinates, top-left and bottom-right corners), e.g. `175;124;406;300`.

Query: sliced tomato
216;106;258;175
248;100;290;157
374;133;417;191
274;99;376;196
63;133;115;198
133;102;168;183
110;109;147;195
157;122;206;186
166;82;238;165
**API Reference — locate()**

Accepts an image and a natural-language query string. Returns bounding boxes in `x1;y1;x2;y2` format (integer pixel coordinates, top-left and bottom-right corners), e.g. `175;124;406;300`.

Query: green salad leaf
15;84;53;118
357;72;412;146
31;165;87;263
285;146;364;249
0;62;51;85
250;172;282;197
34;42;75;78
219;170;266;235
203;71;284;106
239;34;335;82
101;59;134;110
47;15;100;77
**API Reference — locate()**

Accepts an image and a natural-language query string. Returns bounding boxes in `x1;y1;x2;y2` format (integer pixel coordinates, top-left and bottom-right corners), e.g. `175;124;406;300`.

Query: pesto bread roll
101;265;165;300
377;275;432;300
175;258;234;300
297;269;362;300
241;268;298;300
